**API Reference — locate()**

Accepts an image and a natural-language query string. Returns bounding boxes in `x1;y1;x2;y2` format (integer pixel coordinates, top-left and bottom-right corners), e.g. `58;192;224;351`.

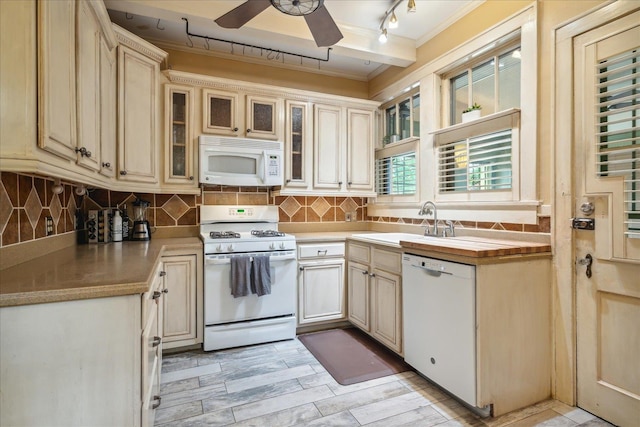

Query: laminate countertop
0;238;202;308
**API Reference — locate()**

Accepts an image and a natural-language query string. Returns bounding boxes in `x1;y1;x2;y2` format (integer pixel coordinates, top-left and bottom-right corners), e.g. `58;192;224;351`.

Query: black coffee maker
131;198;151;241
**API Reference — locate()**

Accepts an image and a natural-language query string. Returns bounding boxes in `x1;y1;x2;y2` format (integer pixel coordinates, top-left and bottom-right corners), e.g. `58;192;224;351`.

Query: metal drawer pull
151;395;161;409
361;270;368;275
317;250;328;256
152;336;161;347
152;291;162;300
159;271;166;277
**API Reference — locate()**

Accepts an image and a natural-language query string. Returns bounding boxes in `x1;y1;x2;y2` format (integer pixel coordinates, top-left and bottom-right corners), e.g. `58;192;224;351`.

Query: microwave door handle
260;150;267;182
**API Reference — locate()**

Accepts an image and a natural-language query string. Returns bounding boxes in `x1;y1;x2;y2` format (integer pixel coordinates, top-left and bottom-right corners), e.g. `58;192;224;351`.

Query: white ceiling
105;0;480;81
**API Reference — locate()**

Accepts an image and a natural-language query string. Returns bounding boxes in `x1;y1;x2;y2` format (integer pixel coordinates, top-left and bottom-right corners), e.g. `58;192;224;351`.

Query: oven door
204;251;297;325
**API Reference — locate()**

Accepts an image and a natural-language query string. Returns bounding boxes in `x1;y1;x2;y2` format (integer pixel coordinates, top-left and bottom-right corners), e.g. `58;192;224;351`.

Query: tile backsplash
0;172;550;248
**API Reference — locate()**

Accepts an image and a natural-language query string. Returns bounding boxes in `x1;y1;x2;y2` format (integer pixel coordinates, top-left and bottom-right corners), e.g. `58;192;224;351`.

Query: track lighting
378;28;388;43
407;0;416;13
389;11;398;29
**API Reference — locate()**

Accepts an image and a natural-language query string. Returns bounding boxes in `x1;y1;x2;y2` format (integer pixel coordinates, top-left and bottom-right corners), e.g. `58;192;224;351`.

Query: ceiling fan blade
303;4;344;47
215;0;272;29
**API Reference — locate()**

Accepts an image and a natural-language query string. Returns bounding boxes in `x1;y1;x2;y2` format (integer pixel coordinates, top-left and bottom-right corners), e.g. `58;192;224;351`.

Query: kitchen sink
350;233;434;245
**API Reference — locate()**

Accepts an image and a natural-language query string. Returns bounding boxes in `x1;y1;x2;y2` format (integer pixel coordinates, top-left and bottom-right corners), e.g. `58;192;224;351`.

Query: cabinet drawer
298;242;345;259
372;248;402;274
348;243;370;264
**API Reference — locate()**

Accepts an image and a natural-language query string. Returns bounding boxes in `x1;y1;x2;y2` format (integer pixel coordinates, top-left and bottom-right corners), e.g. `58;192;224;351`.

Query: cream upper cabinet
347;241;403;354
283;100;312;190
76;0;102;172
161;251;203;350
99;34;117;179
114;25;167;185
37;0;77;161
202;89;282;140
314;103;343;190
346;108;375;192
164;84;196;187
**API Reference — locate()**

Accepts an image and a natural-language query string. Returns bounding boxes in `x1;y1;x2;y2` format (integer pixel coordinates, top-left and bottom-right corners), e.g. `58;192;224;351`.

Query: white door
573;10;640;426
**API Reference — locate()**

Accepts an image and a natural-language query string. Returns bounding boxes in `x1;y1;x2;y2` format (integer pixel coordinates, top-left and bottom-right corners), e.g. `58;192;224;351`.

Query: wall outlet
45;216;54;236
345;212;352;222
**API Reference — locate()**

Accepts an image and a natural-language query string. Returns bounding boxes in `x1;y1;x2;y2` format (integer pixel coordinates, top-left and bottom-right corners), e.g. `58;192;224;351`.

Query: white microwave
199;136;284;187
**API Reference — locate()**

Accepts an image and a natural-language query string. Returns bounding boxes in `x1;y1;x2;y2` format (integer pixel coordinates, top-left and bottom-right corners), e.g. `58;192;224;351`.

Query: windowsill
377;136;419;152
431;108;520;136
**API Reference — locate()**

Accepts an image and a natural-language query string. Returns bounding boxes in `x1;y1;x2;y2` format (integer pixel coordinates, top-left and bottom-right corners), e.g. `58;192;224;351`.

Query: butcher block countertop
0;238;202;308
399;235;551;258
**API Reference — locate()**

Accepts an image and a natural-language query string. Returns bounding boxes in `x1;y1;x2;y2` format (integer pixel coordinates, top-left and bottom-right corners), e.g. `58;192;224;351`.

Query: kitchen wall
0;171;549;249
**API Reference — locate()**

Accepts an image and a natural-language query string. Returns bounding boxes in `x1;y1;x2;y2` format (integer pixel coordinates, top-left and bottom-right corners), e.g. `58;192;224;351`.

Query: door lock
578;254;593;278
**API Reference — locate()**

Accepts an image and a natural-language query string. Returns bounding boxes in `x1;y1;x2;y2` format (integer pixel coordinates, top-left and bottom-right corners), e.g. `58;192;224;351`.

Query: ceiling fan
214;0;344;47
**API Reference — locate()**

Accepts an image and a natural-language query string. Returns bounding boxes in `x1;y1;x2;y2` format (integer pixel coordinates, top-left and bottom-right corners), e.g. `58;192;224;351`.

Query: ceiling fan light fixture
407;0;417;13
271;0;322;16
379;28;388;43
389;11;398;29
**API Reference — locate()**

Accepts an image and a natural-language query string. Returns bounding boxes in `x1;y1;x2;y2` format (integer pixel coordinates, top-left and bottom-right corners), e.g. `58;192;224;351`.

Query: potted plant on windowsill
461;103;482;123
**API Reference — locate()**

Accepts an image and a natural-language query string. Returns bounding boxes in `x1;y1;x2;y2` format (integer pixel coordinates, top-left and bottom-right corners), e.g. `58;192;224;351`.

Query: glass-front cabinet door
283;100;310;189
202;88;239;136
245;94;281;140
164;84;195;185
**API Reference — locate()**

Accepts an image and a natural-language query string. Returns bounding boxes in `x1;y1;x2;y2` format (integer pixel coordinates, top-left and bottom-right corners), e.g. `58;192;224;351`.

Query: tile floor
156;337;614;427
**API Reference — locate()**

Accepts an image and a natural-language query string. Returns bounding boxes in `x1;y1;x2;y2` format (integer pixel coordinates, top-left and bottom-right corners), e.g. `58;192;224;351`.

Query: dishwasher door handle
412;264;452;277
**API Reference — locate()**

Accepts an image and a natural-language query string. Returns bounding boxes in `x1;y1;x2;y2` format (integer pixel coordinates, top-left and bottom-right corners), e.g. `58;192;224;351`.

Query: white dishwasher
402;253;477;407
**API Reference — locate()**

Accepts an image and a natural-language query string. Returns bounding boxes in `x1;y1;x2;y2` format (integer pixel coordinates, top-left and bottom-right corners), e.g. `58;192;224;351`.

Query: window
595;47;639;237
376;151;416;196
449;46;521;125
439;129;512;193
382;88;420;146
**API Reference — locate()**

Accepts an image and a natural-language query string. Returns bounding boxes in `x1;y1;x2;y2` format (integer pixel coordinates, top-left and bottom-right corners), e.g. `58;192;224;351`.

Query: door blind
438;129;512;192
595;47;640;238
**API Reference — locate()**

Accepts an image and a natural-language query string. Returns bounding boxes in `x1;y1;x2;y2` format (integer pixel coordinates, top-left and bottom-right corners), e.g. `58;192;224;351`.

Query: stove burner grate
209;231;240;239
251;229;285;238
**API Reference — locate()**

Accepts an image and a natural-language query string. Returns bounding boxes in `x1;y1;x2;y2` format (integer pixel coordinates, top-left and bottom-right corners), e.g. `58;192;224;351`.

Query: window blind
375;151;416;196
596;47;639;238
439;129;512;192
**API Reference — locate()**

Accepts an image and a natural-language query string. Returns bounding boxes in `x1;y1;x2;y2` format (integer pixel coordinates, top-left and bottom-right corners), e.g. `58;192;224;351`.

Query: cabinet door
298;260;345;325
162;255;198;345
99;35;116;178
202;88;239;136
117;45;159;183
347;108;374;191
347;261;370;331
245;94;281;140
37;0;77;160
75;0;101;172
284;100;311;189
164;85;196;185
314;104;343;190
371;269;402;353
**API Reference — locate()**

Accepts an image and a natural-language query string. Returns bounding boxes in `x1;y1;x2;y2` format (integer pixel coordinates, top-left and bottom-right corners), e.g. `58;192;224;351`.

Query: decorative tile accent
49;194;62;226
310;197;331;217
24;188;43;229
163;195;190;220
339;197;358;214
0;181;12;234
280;197;302;218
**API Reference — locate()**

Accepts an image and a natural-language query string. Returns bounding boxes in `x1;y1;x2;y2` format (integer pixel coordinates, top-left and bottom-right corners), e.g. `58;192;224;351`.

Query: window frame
374;138;419;202
380;87;420;147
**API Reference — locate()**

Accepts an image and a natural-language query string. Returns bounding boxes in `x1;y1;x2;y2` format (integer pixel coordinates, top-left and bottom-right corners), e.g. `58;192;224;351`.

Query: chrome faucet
418;201;438;237
443;220;455;237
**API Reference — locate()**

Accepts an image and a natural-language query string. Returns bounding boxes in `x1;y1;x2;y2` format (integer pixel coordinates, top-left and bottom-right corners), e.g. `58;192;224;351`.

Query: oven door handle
205;252;297;265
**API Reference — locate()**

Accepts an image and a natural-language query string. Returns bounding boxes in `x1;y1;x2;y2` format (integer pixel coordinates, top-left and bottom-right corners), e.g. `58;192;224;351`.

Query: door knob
577;254;593;278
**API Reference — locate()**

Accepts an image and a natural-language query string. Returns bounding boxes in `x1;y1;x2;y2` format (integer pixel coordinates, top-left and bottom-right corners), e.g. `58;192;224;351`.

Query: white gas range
200;205;297;351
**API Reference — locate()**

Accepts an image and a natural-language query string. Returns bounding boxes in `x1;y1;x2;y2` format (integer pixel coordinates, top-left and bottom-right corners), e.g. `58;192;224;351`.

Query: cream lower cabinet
297;242;346;325
161;250;203;350
347;241;403;354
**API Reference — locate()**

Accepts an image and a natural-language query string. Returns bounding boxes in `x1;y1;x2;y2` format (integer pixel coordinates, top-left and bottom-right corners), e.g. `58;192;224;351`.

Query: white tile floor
155;337;615;426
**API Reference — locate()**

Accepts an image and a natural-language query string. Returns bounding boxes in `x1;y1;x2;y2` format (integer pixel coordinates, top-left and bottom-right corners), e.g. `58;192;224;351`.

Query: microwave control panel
267;155;281;177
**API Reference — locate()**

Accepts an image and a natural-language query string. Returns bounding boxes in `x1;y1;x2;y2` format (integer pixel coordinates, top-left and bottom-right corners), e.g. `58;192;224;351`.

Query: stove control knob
216;244;223;252
227;244;234;252
279;242;286;250
269;243;276;250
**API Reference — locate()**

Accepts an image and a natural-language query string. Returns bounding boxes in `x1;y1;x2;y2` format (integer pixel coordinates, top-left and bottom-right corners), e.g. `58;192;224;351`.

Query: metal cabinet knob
246;129;251;133
159;271;166;277
361;270;368;275
189;176;194;181
233;127;239;132
152;336;161;347
120;170;127;176
75;147;91;158
162;288;169;294
152;291;161;300
102;162;111;168
369;273;376;277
